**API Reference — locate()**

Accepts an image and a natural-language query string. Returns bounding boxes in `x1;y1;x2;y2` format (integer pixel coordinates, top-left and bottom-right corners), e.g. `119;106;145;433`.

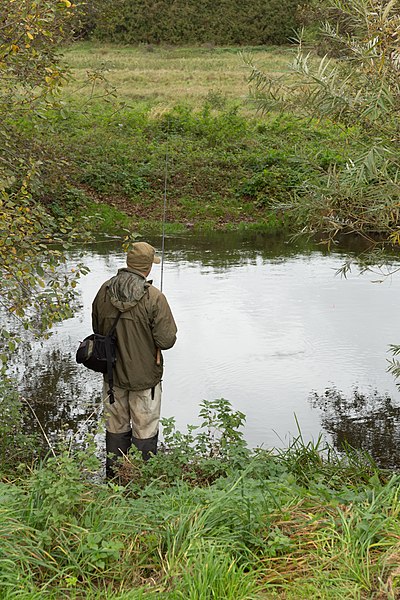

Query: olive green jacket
92;268;177;391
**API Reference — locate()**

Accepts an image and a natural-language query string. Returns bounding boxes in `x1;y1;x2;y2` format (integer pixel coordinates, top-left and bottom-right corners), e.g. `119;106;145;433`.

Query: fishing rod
156;124;169;366
160;127;169;293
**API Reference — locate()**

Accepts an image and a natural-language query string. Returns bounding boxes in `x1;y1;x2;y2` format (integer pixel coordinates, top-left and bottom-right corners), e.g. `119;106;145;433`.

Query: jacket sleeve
91;284;106;334
92;280;112;334
92;294;100;334
151;292;177;350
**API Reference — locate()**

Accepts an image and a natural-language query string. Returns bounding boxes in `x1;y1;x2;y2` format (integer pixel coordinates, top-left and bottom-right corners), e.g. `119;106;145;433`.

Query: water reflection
311;388;400;469
80;232;326;269
6;231;400;463
16;344;102;444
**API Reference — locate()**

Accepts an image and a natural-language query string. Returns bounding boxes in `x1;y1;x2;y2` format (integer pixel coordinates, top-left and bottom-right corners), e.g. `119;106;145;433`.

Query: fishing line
155;123;169;367
160;121;169;293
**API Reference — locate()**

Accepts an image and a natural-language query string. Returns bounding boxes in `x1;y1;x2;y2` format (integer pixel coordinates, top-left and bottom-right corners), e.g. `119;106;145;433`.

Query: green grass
1;399;400;599
83;201;132;234
1;445;399;599
25;42;363;234
62;42;296;110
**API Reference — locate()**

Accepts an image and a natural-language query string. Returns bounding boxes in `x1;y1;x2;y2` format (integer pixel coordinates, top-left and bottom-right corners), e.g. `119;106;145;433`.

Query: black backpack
76;312;122;404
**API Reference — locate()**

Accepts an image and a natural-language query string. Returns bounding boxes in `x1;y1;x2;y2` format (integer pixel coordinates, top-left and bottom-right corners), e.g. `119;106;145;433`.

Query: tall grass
1;400;400;598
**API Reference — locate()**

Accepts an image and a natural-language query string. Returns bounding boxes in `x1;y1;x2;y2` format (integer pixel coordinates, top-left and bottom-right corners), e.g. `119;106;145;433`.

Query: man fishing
92;241;177;479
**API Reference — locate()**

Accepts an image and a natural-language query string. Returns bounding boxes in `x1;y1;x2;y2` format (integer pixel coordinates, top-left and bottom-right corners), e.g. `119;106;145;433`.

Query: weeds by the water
22;43;361;235
1;397;400;598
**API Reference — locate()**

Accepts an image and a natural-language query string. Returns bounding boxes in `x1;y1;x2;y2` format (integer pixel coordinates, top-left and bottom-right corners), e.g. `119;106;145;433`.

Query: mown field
63;43;294;107
40;43;359;234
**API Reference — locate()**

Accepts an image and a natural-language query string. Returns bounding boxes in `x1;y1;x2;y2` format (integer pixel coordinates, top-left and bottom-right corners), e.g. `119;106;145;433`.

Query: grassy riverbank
1;399;400;599
36;43;360;234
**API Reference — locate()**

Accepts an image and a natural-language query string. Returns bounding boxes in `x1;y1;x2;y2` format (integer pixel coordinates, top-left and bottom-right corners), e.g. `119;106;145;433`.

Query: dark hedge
89;0;305;45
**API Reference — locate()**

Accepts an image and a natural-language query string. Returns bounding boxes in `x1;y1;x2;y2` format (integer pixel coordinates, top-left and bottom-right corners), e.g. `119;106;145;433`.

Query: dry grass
62;42;296;108
259;500;338;587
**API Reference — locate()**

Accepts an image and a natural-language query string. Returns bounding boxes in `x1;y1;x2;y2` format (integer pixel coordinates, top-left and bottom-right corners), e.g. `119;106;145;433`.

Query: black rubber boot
105;429;132;479
132;431;158;461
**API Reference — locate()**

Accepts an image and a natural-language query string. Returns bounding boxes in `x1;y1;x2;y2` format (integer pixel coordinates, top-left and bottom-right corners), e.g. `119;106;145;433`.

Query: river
14;232;400;467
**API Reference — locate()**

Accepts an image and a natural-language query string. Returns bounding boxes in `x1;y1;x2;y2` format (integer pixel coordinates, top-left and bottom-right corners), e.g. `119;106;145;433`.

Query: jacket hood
108;268;149;312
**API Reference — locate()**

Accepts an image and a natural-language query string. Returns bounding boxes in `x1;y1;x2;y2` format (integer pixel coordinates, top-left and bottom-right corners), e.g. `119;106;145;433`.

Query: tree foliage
0;0;90;362
90;0;303;46
0;0;75;186
248;0;400;247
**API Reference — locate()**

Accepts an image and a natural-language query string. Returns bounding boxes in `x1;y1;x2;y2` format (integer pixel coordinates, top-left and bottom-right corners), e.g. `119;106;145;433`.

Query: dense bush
89;0;305;45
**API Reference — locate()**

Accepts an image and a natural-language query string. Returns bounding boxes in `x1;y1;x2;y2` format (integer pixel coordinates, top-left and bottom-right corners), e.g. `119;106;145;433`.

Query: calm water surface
15;233;400;465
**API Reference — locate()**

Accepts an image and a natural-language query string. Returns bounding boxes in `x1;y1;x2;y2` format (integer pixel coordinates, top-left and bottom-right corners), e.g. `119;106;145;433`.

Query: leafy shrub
118;399;251;487
2;398;399;598
91;0;306;46
248;0;400;245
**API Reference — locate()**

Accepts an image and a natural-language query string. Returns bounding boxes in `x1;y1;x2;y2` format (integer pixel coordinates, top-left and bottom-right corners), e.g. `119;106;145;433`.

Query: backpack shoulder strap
106;311;122;405
108;311;122;337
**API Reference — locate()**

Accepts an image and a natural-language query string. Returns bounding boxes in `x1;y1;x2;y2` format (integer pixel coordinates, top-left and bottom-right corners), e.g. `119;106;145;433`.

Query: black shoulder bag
76;312;122;404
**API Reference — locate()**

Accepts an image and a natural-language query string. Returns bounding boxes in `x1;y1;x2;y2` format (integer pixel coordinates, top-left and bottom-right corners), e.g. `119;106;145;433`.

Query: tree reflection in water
17;344;103;449
311;387;400;469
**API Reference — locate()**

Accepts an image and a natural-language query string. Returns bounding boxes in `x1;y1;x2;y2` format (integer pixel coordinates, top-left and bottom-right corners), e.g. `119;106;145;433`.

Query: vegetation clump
1;398;400;599
248;0;400;249
87;0;304;46
0;0;92;352
54;98;352;235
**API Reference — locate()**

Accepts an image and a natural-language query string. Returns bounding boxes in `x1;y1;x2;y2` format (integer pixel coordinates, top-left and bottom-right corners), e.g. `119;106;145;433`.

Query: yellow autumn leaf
62;0;72;7
27;31;34;40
